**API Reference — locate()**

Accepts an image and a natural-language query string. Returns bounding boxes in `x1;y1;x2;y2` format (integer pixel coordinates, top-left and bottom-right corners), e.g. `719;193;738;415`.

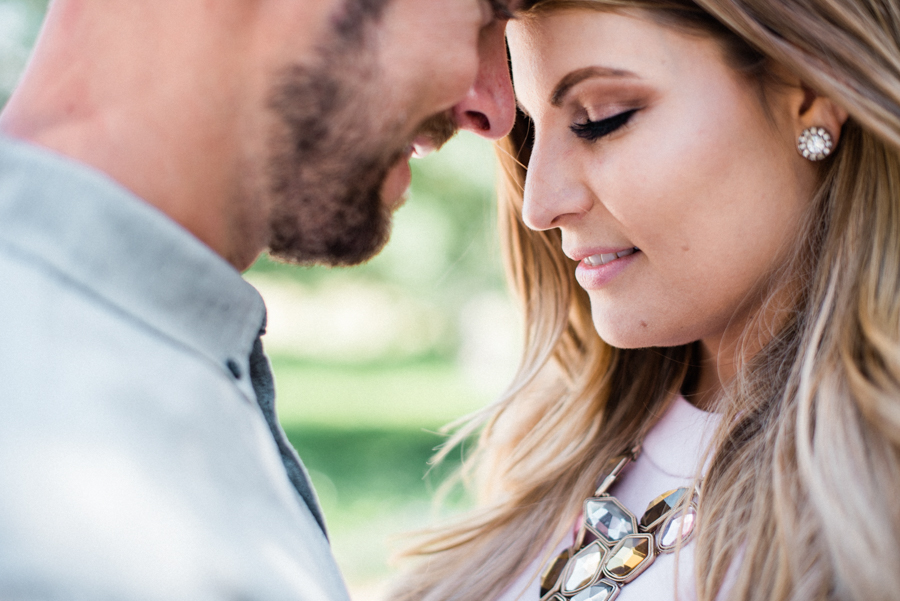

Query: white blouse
495;397;721;601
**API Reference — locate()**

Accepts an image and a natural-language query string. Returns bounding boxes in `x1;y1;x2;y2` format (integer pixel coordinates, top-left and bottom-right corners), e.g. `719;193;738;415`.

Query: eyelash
570;108;638;141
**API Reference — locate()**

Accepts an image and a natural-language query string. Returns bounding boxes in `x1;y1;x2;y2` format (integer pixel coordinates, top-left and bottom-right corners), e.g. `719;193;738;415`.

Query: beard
263;9;457;267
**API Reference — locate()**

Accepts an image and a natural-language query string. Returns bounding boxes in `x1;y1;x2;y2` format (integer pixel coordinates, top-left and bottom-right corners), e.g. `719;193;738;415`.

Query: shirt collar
0;135;266;375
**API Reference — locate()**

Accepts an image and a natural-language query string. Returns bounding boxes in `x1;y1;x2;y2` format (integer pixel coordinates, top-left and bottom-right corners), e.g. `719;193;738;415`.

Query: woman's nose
521;136;592;231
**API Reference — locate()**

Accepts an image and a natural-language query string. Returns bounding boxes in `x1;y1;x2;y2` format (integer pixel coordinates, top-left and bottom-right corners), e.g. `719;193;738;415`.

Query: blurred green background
0;1;520;597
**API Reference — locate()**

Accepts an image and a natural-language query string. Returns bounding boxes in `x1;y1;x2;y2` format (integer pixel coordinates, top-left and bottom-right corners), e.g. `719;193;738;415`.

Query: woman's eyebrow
551;66;639;106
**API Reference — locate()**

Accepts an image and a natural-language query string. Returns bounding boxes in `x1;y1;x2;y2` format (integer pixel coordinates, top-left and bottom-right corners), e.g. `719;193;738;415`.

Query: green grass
283;425;471;583
272;357;486;586
282;425;461;504
271;355;491;429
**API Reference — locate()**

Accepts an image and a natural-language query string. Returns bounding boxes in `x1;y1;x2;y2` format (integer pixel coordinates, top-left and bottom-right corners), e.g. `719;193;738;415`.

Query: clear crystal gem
640;488;687;530
571;580;618;601
585;498;635;542
562;542;604;593
659;505;697;549
604;535;652;581
808;134;826;154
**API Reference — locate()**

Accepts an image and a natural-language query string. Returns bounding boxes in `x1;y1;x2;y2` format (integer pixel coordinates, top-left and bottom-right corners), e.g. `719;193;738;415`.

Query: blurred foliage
250;130;505;304
270;354;489;429
286;424;463;583
0;0;48;107
286;426;457;504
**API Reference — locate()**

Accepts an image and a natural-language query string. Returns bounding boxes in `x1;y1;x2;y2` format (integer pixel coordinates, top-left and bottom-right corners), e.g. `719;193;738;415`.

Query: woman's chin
591;314;688;350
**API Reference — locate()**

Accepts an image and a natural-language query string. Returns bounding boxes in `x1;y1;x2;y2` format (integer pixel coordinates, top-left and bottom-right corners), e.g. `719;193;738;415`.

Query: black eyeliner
570;108;639;141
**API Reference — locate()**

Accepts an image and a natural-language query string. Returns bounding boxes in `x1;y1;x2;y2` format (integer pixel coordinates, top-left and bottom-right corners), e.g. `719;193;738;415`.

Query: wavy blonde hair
390;1;900;599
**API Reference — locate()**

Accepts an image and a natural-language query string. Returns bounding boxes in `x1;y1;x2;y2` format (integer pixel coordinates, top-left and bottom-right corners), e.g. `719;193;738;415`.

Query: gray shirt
0;136;351;601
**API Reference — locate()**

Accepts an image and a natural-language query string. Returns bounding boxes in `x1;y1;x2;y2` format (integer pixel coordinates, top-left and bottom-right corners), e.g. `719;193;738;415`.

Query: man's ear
794;84;850;146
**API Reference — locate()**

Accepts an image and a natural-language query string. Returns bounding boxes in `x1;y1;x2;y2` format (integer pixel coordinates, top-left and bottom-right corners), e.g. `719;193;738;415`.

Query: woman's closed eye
570;108;639;141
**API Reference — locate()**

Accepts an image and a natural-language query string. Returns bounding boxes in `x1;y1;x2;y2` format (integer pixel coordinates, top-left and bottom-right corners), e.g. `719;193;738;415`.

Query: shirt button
226;359;242;380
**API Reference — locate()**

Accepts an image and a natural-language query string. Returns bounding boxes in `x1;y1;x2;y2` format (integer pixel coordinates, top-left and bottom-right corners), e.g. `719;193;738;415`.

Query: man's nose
452;20;516;140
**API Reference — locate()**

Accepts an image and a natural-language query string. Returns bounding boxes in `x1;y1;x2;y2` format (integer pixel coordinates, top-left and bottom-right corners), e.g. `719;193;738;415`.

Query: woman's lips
582;247;638;266
574;247;641;289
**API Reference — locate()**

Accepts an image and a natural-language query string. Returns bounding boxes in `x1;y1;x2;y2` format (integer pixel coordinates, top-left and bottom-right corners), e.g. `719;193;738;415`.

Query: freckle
682;245;690;252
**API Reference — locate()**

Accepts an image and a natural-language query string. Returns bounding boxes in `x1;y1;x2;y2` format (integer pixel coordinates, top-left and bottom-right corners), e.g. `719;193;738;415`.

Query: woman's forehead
507;10;722;107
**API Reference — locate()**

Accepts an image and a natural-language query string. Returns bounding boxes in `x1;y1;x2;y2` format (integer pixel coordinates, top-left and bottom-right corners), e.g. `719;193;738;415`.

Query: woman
392;0;900;599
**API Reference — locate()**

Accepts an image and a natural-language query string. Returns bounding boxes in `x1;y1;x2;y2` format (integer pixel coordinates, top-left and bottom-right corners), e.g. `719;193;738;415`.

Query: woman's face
508;9;818;351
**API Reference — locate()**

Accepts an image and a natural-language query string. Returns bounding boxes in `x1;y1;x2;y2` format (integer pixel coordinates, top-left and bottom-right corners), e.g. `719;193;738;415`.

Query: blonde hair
390;1;900;599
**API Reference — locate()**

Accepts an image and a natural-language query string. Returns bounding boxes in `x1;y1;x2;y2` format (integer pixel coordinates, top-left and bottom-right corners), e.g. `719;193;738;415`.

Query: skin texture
0;0;517;270
262;0;512;266
507;9;847;406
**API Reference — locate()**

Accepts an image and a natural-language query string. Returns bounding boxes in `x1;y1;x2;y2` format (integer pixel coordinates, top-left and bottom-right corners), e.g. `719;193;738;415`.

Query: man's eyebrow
489;0;516;20
550;66;638;106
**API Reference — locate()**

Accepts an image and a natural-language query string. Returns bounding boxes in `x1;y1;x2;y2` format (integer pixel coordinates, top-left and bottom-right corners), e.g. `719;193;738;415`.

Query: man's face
263;0;514;266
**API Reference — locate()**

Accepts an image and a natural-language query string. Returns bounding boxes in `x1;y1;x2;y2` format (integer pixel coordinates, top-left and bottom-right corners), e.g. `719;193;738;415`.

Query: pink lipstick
574;247;640;289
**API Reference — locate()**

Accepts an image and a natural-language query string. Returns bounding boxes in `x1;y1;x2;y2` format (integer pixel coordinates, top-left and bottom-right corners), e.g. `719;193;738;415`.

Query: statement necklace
539;447;700;601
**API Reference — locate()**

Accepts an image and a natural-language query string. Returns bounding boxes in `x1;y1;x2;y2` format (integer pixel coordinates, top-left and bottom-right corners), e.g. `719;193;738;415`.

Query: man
0;0;515;599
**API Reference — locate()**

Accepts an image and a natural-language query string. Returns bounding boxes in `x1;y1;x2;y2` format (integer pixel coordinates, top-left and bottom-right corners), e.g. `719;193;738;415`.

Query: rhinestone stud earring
797;127;834;161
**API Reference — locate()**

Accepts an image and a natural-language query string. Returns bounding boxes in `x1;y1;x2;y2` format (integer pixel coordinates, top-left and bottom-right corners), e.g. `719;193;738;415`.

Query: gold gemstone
639;487;687;530
603;534;655;583
540;548;570;596
561;542;604;594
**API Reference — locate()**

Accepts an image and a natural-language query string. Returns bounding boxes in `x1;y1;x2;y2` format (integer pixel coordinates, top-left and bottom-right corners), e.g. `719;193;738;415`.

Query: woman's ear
795;84;850;147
